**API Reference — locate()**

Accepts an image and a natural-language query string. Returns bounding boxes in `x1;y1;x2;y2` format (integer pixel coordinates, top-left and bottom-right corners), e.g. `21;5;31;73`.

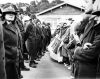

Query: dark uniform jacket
2;21;22;79
73;17;100;78
16;18;24;51
0;21;6;79
25;22;40;41
3;22;20;63
25;22;41;55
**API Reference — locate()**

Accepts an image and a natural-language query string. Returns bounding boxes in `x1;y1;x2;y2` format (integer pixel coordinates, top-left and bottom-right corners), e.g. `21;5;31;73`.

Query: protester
72;0;100;78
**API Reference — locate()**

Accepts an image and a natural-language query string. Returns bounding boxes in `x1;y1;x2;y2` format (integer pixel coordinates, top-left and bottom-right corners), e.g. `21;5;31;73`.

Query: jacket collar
3;22;18;34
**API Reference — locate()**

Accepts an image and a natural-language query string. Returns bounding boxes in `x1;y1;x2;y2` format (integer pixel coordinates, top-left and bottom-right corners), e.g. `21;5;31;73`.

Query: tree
25;6;30;14
37;0;50;12
54;0;64;4
30;1;37;6
49;0;64;8
29;1;38;14
49;0;57;7
41;0;49;3
17;2;25;7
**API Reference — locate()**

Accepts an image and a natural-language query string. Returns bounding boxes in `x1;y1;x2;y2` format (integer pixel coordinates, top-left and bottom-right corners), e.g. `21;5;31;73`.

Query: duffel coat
0;21;6;79
73;17;100;79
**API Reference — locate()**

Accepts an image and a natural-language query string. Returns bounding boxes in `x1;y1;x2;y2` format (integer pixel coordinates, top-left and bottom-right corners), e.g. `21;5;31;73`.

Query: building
36;2;85;34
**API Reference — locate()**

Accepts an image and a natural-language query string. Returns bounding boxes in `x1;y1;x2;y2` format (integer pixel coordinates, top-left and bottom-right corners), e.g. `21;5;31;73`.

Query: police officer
41;22;47;53
0;8;6;79
36;19;44;60
16;11;30;71
1;4;22;79
25;14;39;68
45;23;51;46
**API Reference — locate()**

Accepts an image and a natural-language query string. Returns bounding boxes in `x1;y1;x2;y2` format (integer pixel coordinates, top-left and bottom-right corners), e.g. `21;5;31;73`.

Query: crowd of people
0;0;100;79
0;3;51;79
49;0;100;79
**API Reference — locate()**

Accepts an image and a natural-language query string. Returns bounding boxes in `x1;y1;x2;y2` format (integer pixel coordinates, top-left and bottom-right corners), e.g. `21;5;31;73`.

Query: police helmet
2;4;17;15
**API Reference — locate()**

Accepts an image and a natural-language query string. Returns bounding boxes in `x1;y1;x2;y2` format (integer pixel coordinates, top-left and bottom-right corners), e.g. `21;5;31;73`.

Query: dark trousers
73;61;97;79
23;43;29;60
5;62;19;79
27;41;38;61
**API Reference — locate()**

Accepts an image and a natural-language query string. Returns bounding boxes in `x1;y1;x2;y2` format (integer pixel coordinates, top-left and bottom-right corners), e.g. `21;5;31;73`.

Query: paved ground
22;52;71;79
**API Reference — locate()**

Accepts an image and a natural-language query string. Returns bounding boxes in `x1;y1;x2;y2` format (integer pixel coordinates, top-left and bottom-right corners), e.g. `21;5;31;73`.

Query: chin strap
6;20;14;24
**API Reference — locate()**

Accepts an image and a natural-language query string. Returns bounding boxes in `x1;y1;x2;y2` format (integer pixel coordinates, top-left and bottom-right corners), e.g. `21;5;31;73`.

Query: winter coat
73;17;100;79
25;22;41;55
0;21;6;79
3;22;20;63
60;27;70;57
3;22;21;79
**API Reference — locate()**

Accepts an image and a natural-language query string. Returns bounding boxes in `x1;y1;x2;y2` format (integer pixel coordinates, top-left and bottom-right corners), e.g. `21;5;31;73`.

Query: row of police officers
0;3;51;79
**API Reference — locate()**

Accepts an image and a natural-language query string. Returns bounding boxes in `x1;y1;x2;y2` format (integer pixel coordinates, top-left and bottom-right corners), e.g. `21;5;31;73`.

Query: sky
0;0;85;4
0;0;86;8
0;0;60;4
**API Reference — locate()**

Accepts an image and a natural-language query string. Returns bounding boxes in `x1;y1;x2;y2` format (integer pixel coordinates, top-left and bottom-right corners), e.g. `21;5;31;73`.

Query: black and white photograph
0;0;100;79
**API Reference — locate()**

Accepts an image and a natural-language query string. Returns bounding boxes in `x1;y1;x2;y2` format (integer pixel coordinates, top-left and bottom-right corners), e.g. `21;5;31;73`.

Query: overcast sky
0;0;85;4
0;0;60;4
0;0;87;8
